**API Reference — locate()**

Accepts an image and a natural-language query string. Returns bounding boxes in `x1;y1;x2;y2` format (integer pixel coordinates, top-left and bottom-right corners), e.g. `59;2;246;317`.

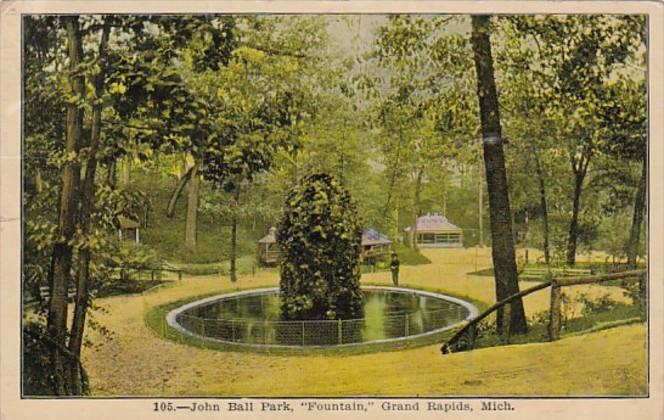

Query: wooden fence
25;265;184;306
441;269;647;354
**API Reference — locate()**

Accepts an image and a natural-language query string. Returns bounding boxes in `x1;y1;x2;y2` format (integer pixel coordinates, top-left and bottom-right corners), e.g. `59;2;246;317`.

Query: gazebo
404;213;463;248
257;227;393;266
257;227;281;266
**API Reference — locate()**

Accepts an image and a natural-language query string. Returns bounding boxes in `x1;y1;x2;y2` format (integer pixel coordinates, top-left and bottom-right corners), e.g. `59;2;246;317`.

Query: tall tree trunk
391;193;400;247
47;15;84;395
166;164;195;217
533;152;550;264
230;189;240;282
409;169;423;250
68;23;110;394
478;159;484;247
627;158;647;268
470;15;528;335
566;171;585;266
185;163;200;253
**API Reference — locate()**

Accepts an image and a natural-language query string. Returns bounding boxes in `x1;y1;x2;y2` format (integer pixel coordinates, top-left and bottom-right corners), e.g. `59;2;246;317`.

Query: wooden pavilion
257;227;281;266
361;228;392;260
114;215;141;244
257;227;393;265
404;213;463;248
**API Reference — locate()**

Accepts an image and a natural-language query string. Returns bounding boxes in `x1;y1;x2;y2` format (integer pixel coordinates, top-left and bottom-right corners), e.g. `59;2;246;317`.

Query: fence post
338;319;343;344
301;322;305;346
404;313;409;336
548;280;562;341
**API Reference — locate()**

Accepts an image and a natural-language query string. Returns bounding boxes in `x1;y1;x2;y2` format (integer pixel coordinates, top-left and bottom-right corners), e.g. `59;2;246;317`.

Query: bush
277;173;363;321
22;322;56;396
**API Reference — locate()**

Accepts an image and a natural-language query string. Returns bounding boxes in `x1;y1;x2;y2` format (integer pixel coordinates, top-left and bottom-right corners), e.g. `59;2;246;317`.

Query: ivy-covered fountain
167;173;477;348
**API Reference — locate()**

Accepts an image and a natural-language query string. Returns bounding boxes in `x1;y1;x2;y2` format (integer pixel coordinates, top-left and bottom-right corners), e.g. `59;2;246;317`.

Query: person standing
390;252;400;286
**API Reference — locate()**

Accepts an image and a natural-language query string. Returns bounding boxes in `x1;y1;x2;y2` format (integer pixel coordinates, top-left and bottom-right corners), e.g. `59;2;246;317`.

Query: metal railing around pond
177;305;467;347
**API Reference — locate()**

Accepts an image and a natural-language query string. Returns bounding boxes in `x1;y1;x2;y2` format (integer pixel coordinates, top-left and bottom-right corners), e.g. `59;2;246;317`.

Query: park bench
520;267;592;280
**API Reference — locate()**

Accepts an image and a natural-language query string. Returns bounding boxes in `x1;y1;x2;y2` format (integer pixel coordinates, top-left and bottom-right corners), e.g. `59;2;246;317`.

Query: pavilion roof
404;213;462;233
258;227;277;244
258;227;393;246
115;215;140;229
361;228;392;246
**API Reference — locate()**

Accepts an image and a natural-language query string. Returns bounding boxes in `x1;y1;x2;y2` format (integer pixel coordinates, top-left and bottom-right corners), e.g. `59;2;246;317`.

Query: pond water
172;287;475;347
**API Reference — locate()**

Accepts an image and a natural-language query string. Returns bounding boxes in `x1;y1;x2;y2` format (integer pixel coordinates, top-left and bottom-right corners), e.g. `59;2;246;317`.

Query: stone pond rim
165;286;480;349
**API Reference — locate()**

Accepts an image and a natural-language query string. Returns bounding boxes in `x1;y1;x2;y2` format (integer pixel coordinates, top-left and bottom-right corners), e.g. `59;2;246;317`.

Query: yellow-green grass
81;248;646;396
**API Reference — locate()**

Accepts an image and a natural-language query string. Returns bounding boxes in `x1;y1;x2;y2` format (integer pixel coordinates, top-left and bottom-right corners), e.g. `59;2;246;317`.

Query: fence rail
24;264;184;307
176;305;467;347
441;269;646;354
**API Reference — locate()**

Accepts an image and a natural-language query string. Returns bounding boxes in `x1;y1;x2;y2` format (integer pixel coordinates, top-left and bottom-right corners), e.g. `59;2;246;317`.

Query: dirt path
82;248;646;396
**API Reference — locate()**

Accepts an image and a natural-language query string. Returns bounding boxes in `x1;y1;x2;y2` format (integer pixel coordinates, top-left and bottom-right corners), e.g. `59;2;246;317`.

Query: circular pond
166;286;478;348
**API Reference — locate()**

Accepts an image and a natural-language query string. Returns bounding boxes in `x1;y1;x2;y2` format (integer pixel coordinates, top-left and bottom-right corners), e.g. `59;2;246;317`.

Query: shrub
277;173;363;320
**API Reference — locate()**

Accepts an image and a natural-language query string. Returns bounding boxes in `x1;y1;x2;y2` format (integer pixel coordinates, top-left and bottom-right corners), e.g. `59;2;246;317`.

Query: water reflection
179;289;468;346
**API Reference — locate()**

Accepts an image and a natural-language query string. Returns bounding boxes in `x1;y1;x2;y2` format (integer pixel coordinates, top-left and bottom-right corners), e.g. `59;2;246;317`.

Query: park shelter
258;227;281;265
404;213;463;248
257;227;393;265
114;215;141;244
361;228;392;260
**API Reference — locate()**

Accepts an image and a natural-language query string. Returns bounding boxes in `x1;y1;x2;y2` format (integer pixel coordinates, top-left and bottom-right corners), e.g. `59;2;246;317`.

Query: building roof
258;227;392;246
404;213;462;233
361;228;392;246
115;215;140;229
258;227;277;244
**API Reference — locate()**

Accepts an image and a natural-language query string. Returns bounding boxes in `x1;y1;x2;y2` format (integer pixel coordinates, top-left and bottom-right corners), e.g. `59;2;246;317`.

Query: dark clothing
390;256;400;286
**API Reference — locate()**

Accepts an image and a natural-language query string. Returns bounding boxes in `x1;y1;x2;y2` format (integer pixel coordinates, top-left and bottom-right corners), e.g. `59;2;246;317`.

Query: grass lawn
81;247;647;397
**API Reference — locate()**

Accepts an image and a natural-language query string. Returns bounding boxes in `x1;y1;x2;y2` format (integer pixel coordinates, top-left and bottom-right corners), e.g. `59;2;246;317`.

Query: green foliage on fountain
277;173;363;321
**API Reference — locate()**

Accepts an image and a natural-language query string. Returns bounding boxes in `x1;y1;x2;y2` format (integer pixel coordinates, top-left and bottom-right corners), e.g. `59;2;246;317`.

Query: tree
370;16;478;246
598;78;647;268
150;16;238;253
470;15;528;335
45;16;85;394
502;15;645;265
191;17;325;280
28;15;217;395
277;173;363;321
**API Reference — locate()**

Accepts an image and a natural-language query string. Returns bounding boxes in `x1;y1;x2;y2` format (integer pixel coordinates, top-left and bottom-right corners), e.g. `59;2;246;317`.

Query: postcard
1;1;662;419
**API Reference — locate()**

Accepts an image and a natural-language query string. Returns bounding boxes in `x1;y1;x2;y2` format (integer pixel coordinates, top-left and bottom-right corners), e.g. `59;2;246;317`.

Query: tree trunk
470;15;528;336
478;158;484;247
391;193;400;247
68;23;110;395
47;15;84;395
106;160;116;187
230;189;240;283
566;171;585;266
35;167;43;193
627;158;647;268
166;164;195;217
119;157;130;185
533;152;550;264
409;169;423;250
185;163;200;253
